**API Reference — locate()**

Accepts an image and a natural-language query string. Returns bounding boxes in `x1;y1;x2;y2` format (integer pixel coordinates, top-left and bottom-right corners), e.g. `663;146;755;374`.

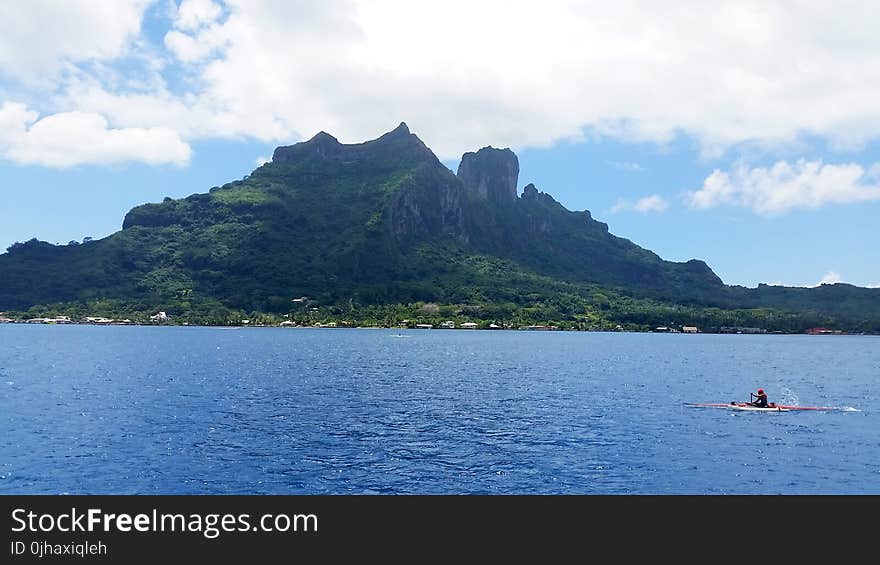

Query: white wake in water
777;387;860;411
778;386;799;406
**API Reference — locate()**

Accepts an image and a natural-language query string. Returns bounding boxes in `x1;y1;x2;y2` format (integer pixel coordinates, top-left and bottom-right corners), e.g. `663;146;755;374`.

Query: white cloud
0;102;36;144
0;1;150;83
816;271;842;286
611;194;669;214
141;0;880;158
255;155;270;165
174;0;223;31
607;160;644;172
687;159;880;214
11;1;880;165
164;29;225;63
762;273;842;288
164;1;227;63
0;102;191;168
767;274;880;288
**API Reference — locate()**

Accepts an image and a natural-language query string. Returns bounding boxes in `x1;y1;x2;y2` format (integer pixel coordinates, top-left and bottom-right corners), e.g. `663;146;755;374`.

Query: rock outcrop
272;122;436;170
456;146;519;205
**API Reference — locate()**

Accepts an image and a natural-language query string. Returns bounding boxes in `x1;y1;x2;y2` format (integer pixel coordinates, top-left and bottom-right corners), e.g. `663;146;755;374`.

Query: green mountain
1;123;878;331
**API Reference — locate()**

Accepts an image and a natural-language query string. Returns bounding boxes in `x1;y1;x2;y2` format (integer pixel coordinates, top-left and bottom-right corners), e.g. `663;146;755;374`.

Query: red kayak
685;402;834;412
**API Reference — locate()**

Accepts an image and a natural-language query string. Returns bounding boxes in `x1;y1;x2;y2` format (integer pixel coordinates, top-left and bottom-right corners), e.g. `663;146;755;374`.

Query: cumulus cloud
0;102;36;144
141;0;880;157
164;0;227;62
60;80;285;141
816;271;842;286
10;1;880;165
0;1;149;83
174;0;223;31
686;160;880;214
763;272;845;288
611;194;669;214
164;29;227;63
0;102;191;168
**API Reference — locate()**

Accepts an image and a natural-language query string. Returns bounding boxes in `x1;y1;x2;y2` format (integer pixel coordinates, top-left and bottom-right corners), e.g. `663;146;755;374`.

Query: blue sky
2;1;879;288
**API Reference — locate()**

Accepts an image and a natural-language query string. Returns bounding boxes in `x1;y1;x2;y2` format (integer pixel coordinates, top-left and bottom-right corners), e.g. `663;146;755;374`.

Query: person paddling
750;388;769;407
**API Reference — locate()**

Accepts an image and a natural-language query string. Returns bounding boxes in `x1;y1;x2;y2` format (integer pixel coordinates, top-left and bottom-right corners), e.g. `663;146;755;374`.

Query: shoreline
0;320;875;336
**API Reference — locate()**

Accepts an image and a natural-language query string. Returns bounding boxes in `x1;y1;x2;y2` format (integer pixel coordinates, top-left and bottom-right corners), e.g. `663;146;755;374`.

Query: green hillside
1;123;878;331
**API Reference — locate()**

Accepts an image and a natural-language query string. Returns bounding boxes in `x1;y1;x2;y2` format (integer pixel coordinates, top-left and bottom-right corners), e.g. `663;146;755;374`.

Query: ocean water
0;325;876;494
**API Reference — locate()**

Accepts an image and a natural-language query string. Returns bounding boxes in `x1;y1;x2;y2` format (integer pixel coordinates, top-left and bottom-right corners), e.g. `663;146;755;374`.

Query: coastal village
0;311;863;335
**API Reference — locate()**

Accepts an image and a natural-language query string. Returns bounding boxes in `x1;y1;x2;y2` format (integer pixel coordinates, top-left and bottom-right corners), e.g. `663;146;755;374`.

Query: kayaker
750;388;768;407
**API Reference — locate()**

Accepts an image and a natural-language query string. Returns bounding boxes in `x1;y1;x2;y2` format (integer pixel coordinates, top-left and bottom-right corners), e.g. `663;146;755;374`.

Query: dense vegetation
1;123;878;332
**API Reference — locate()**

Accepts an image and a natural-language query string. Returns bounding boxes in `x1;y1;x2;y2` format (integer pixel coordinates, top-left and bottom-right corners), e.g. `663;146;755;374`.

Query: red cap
757;388;765;394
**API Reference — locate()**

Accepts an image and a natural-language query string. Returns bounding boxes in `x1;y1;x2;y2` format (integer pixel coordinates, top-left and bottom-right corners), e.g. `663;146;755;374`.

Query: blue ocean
0;325;875;494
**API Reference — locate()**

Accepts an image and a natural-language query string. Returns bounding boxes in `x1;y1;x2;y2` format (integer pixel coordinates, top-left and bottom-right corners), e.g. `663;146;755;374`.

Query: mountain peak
309;131;339;143
271;122;436;166
272;129;341;162
371;121;416;145
457;146;519;204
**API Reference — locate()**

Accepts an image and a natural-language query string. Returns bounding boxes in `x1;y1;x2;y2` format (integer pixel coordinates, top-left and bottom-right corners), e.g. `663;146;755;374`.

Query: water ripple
0;326;876;494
